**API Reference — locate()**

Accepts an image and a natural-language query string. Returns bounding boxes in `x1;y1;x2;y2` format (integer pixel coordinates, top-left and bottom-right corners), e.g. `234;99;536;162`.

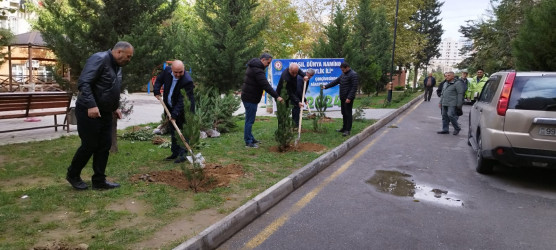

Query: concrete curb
174;93;424;250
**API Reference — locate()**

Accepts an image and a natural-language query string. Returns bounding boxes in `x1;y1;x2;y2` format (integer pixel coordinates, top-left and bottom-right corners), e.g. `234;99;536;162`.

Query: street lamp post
388;0;400;103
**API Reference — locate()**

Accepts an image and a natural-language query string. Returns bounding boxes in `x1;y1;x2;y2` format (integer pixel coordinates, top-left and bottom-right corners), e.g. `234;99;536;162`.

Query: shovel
295;80;308;147
158;98;204;166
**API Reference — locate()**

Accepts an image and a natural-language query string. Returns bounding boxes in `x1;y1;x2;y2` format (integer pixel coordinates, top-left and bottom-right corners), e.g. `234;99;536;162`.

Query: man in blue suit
154;60;195;163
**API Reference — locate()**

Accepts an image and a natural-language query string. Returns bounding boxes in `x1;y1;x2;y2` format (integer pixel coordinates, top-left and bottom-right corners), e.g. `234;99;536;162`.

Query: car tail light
497;72;516;116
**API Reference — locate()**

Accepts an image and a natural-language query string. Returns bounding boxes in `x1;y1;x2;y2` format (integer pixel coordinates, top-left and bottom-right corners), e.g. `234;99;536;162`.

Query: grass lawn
0;115;375;249
353;89;423;109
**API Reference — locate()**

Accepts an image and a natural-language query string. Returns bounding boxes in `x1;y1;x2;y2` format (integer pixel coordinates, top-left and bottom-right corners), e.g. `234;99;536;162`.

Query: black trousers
67;104;113;183
424;86;434;101
169;114;185;156
341;99;353;132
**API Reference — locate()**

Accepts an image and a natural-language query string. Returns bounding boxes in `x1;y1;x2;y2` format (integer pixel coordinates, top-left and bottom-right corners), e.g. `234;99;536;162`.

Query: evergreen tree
0;28;13;66
34;0;178;91
274;83;294;152
191;0;267;93
512;0;556;71
312;6;352;58
410;0;442;87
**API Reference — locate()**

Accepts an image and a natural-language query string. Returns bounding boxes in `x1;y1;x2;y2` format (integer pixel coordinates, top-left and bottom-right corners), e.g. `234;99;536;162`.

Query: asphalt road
219;95;556;250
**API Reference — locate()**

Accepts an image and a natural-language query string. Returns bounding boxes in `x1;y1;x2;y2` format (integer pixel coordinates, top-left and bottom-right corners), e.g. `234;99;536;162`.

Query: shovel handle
158;98;195;156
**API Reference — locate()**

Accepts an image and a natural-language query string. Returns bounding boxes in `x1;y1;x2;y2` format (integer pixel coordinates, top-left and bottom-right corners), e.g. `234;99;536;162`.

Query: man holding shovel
293;69;315;127
154;60;195;163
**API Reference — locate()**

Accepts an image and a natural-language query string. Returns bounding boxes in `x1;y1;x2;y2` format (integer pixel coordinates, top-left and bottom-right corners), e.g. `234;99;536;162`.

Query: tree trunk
413;67;419;89
110;113;118;153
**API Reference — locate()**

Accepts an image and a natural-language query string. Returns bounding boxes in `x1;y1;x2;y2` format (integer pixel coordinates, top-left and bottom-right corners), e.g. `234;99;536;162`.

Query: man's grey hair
260;53;273;59
289;63;299;70
446;71;455;75
113;41;133;50
306;68;316;75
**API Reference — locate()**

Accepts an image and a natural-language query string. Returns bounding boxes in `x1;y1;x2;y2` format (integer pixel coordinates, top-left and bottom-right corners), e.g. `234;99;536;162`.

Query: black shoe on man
66;175;88;190
252;139;260;144
174;156;186;163
92;180;120;190
437;131;449;134
336;128;345;133
165;153;178;161
342;131;351;137
453;129;461;135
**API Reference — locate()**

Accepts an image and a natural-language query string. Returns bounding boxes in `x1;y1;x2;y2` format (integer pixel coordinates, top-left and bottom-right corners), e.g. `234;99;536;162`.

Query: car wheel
476;134;495;174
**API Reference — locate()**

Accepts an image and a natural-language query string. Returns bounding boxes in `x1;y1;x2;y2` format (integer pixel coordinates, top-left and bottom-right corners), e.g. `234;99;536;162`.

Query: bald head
288;63;300;77
171;60;185;79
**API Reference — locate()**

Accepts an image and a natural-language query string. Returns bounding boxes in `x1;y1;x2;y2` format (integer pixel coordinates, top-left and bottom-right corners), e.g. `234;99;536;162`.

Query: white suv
467;71;556;174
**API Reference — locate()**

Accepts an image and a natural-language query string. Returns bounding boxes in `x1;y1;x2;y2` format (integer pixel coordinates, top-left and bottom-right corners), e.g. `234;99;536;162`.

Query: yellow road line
243;103;420;249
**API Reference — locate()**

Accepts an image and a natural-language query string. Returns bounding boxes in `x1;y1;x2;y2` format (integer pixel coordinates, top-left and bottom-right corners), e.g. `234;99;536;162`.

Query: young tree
312;6;352;58
191;0;267;93
275;83;295;152
512;0;556;71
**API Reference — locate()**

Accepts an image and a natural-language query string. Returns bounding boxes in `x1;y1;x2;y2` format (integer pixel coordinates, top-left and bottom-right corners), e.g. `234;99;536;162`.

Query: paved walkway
0;93;396;146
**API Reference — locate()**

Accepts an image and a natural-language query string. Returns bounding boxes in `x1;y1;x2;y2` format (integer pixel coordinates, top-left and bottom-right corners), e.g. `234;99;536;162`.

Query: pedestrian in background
423;73;436;101
154;60;195;163
438;71;464;135
66;41;134;190
241;53;284;148
322;62;359;137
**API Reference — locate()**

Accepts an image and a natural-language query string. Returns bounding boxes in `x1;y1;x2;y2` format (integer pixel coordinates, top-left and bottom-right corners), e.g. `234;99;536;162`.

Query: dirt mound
130;163;244;192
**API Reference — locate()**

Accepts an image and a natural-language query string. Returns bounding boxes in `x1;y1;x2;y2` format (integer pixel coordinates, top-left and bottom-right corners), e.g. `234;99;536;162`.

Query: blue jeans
243;101;258;144
441;105;460;132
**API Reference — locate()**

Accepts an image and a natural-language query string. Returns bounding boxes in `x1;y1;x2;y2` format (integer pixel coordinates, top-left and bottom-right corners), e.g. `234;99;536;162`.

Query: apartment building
428;37;472;73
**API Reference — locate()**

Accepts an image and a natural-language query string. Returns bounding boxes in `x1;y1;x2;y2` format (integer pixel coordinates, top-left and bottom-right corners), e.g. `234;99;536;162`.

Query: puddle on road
366;170;464;207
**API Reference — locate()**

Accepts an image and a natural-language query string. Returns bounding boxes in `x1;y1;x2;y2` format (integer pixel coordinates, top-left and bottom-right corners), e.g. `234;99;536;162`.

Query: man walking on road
438;71;464;135
322;62;359;137
423;73;436;101
66;41;133;190
241;53;284;148
154;60;195;163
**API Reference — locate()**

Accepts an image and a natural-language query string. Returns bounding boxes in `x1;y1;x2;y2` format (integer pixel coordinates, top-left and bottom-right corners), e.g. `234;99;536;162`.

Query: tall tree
254;0;312;58
312;6;352;58
34;0;178;91
191;0;267;93
512;0;556;71
410;0;442;88
347;0;390;95
457;0;537;73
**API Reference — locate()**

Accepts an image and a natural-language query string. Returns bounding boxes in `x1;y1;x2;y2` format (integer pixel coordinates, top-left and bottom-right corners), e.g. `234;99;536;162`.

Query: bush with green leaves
274;83;295;151
195;87;241;133
314;86;328;117
180;89;201;150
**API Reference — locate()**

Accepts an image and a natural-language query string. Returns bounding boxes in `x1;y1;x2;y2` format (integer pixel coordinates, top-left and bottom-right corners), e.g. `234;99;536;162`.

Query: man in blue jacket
66;41;133;190
154;60;195;163
322;62;359;136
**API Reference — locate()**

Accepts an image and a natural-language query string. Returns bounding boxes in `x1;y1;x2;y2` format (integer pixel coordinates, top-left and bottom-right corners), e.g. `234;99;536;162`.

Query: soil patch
269;142;327;153
130;163;244;192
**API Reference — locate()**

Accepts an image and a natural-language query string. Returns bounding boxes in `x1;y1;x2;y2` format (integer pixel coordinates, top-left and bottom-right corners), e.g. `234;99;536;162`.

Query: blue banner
269;58;344;111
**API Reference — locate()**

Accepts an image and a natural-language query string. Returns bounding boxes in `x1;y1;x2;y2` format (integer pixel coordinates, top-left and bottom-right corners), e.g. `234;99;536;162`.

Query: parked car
467;71;556;174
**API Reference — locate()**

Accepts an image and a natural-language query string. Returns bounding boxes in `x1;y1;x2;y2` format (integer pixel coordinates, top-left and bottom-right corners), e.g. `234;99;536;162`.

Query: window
478;75;501;103
509;75;556;111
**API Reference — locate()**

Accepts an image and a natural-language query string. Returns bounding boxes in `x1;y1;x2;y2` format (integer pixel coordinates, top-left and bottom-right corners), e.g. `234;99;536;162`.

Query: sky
439;0;494;39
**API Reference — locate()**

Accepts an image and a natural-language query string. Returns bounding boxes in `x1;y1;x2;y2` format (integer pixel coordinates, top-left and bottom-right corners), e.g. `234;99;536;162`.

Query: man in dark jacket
66;41;133;190
322;62;359;136
423;73;436;101
276;63;307;108
292;69;315;127
154;60;195;163
241;53;283;148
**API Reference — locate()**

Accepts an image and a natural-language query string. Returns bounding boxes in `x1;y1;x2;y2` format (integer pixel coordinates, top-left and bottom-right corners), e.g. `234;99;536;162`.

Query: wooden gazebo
1;31;60;92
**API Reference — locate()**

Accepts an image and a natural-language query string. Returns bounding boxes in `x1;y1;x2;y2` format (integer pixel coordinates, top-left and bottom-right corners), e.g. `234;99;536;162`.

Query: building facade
428;37;472;73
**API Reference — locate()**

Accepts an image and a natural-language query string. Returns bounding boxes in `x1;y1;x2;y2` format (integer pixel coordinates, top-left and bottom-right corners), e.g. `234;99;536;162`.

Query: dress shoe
165;154;178;161
336;128;345;133
437;131;449;134
66;175;88;190
453;129;461;135
252;139;260;144
342;131;350;137
92;181;120;190
174;156;186;163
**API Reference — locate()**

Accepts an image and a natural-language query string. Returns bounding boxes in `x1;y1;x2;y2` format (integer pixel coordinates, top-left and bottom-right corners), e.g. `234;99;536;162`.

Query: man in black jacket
154;60;195;163
423;73;436;101
66;41;133;190
241;53;283;148
293;69;315;127
322;62;359;136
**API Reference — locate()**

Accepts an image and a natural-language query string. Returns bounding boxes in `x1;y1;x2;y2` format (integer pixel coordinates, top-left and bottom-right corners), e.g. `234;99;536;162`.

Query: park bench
0;92;73;133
